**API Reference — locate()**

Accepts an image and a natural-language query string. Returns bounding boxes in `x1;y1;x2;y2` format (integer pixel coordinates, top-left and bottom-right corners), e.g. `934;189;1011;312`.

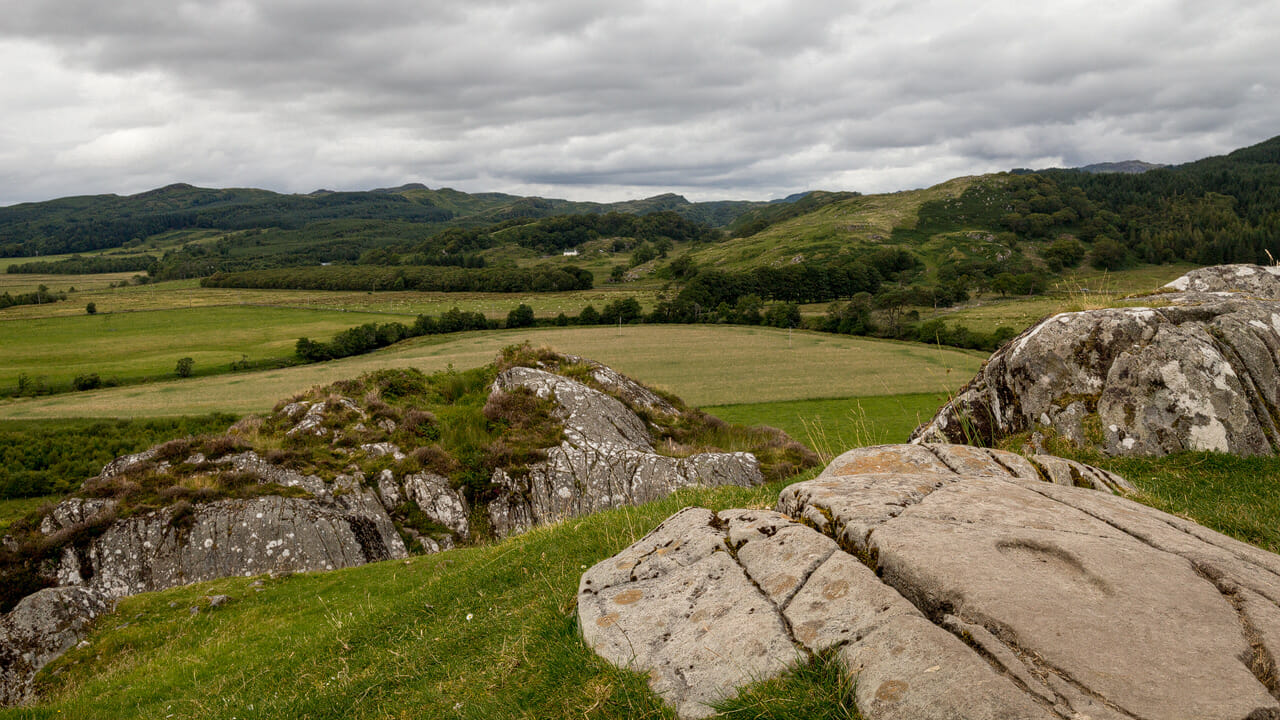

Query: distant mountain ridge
1076;160;1169;174
0;183;765;258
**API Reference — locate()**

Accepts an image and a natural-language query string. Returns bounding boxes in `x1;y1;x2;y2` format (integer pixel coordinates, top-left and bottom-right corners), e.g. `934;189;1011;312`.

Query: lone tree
506;303;535;329
85;302;96;315
175;357;195;378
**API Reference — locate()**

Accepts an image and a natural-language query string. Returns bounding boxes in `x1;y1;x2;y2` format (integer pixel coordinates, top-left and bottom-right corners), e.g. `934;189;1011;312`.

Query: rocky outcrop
3;354;782;706
51;493;405;599
913;263;1280;456
0;587;112;706
487;366;763;538
580;444;1280;719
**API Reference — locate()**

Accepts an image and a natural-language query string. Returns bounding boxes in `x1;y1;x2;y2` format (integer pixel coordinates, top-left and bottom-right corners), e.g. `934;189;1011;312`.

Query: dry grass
0;325;985;419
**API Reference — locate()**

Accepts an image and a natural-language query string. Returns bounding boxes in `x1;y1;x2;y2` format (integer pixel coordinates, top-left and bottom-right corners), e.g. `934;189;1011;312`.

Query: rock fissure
719;533;817;662
1203;570;1280;702
938;614;1075;717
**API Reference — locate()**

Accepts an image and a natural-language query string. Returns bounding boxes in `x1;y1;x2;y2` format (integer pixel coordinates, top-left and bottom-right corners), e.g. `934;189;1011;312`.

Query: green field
0;280;659;320
705;393;949;457
918;263;1197;334
0;306;401;391
0;325;985;419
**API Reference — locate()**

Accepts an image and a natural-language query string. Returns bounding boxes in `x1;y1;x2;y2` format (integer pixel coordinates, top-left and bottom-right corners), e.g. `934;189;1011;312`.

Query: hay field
0;325;985;419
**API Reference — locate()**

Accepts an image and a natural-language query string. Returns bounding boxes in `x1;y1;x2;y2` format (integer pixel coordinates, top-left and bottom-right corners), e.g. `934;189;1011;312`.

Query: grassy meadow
0;280;662;320
0;306;400;391
0;325;985;419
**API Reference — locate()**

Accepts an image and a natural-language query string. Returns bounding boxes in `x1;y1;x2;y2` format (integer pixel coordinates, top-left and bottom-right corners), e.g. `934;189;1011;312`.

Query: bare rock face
0;587;112;706
54;494;405;599
580;444;1280;719
487;366;763;538
913;263;1280;456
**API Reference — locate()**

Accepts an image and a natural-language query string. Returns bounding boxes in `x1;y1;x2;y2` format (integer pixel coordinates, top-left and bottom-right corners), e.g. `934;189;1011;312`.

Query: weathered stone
38;498;117;535
559;354;680;415
1165;263;1280;295
284;397;365;437
582;444;1280;719
914;264;1280;456
401;472;469;540
487;367;763;537
214;450;327;495
578;509;800;718
0;587;112;706
72;495;406;598
360;442;405;461
97;449;159;479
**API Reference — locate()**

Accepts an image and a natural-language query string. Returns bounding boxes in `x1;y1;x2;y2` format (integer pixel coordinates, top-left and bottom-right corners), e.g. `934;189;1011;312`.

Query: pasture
0;306;399;392
0;325;985;419
0;281;659;320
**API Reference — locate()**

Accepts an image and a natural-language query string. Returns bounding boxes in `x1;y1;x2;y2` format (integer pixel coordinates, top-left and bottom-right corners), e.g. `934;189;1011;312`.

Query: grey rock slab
864;477;1272;720
783;550;918;653
582;445;1280;719
842;613;1054;720
578;508;798;719
1028;453;1134;492
401;472;469;540
0;587;113;706
1165;263;1280;295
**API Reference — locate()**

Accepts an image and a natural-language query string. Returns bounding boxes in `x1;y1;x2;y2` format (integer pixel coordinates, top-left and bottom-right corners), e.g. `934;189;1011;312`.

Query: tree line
7;255;155;275
201;264;594;293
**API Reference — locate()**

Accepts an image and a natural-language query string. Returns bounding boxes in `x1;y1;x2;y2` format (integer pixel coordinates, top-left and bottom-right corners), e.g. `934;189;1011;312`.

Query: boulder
487;366;764;537
913;263;1280;455
0;587;112;706
580;444;1280;719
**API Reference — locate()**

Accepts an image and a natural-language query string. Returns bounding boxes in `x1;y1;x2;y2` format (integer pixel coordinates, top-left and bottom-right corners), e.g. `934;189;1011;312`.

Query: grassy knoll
0;306;401;393
690;177;980;271
0;326;985;419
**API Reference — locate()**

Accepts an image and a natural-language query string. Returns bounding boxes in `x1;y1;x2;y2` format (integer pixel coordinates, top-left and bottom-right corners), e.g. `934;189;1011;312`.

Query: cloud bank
1;0;1277;205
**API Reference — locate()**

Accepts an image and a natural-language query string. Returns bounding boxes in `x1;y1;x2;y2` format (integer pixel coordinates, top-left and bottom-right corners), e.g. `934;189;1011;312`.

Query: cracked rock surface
487;366;763;538
579;444;1280;719
913;263;1280;456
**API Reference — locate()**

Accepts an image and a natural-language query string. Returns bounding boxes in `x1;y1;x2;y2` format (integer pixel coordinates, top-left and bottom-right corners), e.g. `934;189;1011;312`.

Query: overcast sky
1;0;1277;206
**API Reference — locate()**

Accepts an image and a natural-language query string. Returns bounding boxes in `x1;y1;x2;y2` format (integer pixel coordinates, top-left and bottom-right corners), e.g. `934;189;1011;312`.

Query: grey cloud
0;0;1278;205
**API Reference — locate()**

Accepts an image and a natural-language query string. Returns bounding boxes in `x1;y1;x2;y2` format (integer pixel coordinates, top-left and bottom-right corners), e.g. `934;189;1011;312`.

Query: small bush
175;357;195;378
72;373;102;391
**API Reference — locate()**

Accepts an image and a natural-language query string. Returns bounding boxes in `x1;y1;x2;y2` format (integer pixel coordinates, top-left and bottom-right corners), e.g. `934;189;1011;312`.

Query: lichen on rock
913;263;1280;456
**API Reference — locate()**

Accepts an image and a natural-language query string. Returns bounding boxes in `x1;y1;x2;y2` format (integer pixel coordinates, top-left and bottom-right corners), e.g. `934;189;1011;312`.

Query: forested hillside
0;183;764;259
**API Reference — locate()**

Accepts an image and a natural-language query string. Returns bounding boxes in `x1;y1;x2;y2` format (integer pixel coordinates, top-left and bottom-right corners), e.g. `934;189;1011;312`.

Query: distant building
562;249;579;257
